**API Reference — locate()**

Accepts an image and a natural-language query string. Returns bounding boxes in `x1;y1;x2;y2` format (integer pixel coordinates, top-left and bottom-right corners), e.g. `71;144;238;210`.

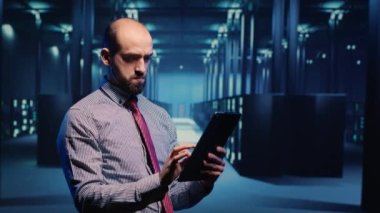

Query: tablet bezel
177;112;241;182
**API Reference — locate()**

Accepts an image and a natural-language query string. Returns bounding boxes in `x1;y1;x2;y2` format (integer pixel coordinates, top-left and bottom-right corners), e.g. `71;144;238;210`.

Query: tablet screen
177;112;241;182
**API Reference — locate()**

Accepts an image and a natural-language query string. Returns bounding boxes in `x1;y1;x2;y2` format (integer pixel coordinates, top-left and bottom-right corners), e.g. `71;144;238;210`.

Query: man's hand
200;146;226;188
159;144;196;186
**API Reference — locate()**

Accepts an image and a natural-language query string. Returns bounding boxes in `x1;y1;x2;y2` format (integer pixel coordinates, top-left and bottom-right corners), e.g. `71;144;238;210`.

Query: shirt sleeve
57;107;167;212
170;180;212;210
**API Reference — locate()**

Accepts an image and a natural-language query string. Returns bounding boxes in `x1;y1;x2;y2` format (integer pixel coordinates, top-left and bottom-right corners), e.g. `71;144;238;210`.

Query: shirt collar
101;81;132;106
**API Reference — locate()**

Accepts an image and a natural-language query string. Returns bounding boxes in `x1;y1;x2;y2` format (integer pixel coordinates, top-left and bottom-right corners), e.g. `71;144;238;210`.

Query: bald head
100;18;154;95
104;18;153;55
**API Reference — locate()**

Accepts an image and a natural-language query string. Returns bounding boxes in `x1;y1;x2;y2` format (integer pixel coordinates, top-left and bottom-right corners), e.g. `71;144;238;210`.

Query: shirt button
119;99;123;104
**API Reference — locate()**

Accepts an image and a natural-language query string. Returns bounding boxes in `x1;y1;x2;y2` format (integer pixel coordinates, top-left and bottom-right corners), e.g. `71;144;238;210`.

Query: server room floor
0;119;364;213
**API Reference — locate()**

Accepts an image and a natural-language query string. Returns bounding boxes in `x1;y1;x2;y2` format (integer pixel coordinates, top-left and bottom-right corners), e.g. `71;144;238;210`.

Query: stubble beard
109;69;145;95
121;78;145;95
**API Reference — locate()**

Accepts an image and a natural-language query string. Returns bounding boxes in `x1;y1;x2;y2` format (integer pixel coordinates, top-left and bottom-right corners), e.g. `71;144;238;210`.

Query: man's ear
100;48;111;65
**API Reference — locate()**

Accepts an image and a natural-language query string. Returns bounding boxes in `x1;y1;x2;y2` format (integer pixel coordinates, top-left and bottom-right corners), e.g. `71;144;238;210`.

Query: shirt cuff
188;180;213;197
198;180;214;194
135;173;165;202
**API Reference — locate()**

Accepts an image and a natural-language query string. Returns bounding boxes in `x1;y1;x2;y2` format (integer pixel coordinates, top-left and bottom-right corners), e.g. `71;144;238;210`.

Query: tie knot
127;96;138;112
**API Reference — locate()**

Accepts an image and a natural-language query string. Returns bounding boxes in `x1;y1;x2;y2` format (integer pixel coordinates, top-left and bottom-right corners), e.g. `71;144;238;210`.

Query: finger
206;152;225;166
179;157;190;167
166;151;191;173
171;150;191;164
214;146;226;158
177;150;192;159
171;144;196;157
201;159;224;175
200;170;223;177
203;160;225;173
173;144;196;152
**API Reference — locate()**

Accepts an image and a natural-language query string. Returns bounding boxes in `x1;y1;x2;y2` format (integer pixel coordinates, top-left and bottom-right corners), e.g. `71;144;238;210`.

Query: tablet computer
177;112;241;182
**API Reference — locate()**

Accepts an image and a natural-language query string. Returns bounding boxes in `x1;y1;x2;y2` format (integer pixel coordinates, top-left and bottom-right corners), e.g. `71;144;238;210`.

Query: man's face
103;22;153;95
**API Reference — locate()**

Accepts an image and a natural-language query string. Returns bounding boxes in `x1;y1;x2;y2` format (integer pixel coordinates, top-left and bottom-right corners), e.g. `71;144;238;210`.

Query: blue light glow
2;24;15;40
92;48;102;55
320;1;345;9
209;23;224;32
13;99;18;108
49;46;60;58
217;1;241;8
28;1;51;10
13;128;20;138
152;38;161;44
123;1;150;8
145;23;157;31
125;9;138;19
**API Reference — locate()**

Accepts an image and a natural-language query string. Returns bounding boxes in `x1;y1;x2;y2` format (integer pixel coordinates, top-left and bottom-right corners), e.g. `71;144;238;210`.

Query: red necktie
128;97;174;213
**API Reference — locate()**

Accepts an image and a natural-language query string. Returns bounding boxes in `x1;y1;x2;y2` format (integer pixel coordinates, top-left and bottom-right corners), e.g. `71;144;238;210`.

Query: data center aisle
0;118;363;213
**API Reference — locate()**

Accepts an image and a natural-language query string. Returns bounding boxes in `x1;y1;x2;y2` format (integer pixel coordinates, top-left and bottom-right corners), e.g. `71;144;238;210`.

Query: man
57;18;226;213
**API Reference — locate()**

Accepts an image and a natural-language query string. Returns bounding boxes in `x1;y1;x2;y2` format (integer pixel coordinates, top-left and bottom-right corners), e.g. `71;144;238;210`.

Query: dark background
1;0;379;212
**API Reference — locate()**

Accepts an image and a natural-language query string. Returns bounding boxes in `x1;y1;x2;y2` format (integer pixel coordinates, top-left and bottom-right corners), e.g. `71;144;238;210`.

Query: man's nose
135;58;147;75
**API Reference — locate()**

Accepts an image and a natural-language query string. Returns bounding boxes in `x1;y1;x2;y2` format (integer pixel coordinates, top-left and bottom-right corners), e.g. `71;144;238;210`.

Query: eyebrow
121;52;154;57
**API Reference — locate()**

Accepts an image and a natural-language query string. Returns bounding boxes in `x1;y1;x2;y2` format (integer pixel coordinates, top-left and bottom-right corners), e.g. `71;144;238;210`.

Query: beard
119;77;146;95
108;68;146;95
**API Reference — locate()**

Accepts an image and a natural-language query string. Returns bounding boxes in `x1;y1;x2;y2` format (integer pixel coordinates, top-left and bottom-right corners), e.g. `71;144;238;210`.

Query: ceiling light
28;1;51;10
320;1;345;10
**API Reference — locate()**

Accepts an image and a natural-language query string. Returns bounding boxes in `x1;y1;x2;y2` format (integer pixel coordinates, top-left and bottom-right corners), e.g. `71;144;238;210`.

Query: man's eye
122;55;139;62
122;54;151;63
143;55;151;62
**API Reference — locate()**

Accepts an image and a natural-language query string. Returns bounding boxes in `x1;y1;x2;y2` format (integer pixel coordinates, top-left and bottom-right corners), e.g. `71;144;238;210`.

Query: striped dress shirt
57;82;209;213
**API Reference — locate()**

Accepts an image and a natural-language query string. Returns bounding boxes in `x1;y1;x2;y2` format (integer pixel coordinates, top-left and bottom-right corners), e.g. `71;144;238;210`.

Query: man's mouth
133;77;145;83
